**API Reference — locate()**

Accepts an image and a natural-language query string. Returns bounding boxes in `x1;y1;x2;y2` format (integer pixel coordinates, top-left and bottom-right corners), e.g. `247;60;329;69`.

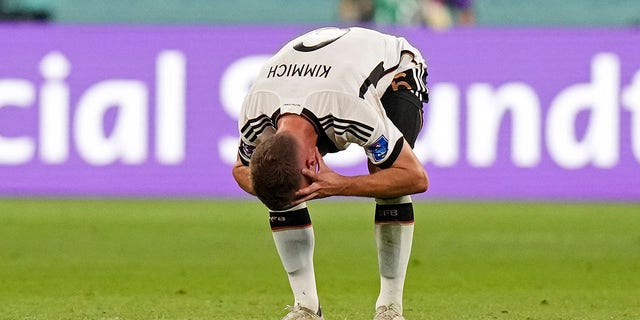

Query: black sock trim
269;208;312;231
375;203;414;224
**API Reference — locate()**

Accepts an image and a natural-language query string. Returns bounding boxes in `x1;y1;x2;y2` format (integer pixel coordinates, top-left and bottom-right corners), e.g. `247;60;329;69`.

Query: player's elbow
395;165;428;195
232;164;256;195
408;165;428;194
413;171;429;194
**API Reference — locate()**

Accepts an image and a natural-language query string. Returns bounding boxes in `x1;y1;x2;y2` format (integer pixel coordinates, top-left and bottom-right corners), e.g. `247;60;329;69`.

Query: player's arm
232;155;256;195
293;139;428;204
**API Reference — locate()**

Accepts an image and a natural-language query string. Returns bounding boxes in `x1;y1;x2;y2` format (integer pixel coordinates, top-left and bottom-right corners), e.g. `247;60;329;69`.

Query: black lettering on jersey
303;64;318;77
317;65;331;78
266;63;332;79
291;64;305;76
272;65;287;77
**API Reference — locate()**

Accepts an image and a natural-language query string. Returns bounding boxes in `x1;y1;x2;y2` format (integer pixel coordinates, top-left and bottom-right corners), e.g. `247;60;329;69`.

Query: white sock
271;204;319;312
374;196;415;314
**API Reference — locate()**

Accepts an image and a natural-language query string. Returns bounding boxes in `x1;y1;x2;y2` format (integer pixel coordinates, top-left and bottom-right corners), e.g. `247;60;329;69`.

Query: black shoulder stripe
359;62;385;98
245;121;274;143
241;114;270;132
242;115;271;134
333;128;369;142
300;108;340;154
319;116;374;133
326;121;371;135
359;60;406;99
242;115;274;141
332;117;374;132
334;124;371;140
316;114;377;144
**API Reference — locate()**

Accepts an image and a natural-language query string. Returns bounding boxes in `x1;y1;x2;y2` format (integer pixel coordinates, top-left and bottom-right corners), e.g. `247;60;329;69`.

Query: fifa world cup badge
367;135;389;162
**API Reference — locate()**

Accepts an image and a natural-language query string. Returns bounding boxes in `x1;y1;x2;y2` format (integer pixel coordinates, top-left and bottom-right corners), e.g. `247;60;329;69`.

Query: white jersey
238;27;427;168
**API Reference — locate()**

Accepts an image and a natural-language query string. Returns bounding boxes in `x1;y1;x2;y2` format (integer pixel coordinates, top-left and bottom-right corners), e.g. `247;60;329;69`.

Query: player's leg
372;71;426;318
270;203;322;318
372;194;415;317
369;157;415;315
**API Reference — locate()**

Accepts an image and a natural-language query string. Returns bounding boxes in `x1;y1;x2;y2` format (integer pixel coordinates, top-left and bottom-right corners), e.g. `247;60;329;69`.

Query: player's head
250;132;305;211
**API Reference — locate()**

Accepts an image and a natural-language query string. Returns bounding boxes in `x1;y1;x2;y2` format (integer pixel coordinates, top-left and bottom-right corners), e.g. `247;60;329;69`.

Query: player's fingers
290;192;317;207
301;167;317;180
293;185;320;203
295;185;310;198
295;181;317;196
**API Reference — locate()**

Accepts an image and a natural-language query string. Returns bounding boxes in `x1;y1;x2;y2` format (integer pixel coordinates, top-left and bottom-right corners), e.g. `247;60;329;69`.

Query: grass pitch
0;199;639;319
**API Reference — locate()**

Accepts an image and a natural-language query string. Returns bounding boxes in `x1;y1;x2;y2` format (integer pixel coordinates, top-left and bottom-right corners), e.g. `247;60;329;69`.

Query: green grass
1;199;639;319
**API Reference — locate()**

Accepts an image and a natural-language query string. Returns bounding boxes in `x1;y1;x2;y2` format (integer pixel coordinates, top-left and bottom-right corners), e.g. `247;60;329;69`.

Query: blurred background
1;0;640;200
1;0;640;26
1;3;640;319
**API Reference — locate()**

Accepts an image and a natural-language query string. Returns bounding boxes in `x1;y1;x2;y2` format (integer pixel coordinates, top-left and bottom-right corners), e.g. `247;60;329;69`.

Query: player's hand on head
291;148;345;206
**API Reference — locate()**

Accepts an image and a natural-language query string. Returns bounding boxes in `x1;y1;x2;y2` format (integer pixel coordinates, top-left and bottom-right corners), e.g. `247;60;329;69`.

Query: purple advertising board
0;25;639;200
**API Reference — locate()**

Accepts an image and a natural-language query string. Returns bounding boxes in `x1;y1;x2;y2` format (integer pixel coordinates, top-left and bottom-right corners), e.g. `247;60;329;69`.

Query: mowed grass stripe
0;199;638;319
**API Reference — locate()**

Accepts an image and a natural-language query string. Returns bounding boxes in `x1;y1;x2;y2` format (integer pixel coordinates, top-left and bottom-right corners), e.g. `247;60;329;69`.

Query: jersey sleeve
363;116;405;169
237;139;255;166
236;92;278;166
237;112;277;166
360;32;424;168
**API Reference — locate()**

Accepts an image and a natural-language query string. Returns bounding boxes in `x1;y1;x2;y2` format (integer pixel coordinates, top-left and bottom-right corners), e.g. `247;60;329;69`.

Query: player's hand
291;148;346;206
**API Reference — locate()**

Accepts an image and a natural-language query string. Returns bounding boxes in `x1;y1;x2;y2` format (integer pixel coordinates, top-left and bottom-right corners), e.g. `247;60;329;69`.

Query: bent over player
232;27;429;320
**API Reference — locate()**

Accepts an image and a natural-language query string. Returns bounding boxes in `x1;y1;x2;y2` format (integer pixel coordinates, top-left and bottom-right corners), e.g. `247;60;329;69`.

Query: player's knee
269;206;312;231
374;197;414;224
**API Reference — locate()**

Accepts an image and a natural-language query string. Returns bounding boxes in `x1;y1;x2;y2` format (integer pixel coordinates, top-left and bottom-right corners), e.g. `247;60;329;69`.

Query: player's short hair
250;132;302;211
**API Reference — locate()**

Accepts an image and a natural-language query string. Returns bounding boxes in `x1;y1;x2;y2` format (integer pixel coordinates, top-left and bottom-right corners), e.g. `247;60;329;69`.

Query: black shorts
380;68;428;148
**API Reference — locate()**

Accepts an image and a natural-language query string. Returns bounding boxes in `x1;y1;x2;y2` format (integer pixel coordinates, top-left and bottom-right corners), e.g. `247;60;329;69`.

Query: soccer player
232;27;429;320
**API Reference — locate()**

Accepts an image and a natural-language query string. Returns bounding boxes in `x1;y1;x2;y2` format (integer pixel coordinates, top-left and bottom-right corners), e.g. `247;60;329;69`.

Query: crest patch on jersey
367;135;389;162
239;141;256;159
